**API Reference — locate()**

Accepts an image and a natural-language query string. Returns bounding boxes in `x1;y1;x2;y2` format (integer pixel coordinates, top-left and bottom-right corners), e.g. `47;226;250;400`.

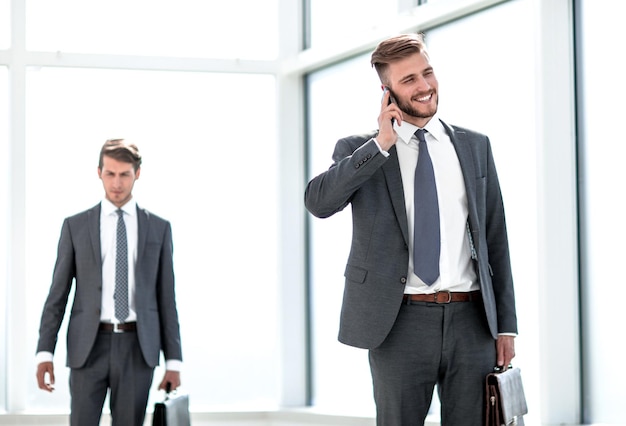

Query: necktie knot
414;128;427;144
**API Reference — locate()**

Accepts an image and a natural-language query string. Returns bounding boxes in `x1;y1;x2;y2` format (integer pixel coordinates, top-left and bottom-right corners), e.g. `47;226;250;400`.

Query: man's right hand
377;88;402;151
36;362;55;392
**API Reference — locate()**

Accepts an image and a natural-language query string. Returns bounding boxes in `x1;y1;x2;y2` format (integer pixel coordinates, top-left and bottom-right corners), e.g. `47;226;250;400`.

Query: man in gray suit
305;34;517;425
36;139;183;426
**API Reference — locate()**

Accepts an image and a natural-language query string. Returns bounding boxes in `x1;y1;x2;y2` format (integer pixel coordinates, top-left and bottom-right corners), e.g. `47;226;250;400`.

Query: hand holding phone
382;86;399;125
377;86;400;151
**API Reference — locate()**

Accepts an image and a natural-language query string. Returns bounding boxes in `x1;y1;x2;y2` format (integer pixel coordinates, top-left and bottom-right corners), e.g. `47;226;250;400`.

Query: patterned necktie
115;209;129;322
413;129;440;285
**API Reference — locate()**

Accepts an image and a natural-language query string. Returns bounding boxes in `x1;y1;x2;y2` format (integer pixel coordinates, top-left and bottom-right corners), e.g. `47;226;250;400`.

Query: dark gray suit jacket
37;203;183;368
305;120;517;349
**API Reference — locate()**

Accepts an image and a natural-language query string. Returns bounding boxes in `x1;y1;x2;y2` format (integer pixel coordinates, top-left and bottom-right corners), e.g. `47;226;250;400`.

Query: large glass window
24;67;280;411
578;1;626;423
25;0;279;60
0;67;8;412
308;0;402;49
307;0;540;421
0;0;8;49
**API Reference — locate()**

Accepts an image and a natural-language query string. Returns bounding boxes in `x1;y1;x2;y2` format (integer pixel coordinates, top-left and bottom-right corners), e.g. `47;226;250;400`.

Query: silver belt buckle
113;323;124;333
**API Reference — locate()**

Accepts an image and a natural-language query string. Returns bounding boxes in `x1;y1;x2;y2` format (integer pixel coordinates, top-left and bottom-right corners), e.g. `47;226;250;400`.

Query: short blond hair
371;33;429;84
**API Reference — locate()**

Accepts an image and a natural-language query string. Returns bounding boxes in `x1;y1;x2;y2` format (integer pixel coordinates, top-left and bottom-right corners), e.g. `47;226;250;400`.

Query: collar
101;198;137;217
393;114;447;145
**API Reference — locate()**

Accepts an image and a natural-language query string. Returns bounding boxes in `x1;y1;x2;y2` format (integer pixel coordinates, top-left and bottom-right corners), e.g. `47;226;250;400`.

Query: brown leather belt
403;290;481;304
99;322;137;333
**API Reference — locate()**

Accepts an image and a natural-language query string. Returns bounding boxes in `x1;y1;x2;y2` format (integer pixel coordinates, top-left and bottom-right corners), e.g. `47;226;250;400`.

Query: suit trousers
368;299;496;426
69;330;154;426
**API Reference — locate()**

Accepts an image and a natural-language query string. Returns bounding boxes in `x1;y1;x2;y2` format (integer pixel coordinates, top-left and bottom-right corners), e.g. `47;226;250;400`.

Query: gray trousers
369;299;496;426
69;330;154;426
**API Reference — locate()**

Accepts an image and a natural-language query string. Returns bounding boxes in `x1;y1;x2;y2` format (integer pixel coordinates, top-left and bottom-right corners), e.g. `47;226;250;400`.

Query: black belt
99;322;137;333
403;291;481;304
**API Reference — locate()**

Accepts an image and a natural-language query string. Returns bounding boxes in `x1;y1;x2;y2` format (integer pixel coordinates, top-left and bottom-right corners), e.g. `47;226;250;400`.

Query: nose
417;75;431;91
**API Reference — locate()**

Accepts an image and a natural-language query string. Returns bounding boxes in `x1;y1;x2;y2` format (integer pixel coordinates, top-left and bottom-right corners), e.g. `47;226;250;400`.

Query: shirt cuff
498;333;517;337
165;359;183;371
371;138;390;157
36;351;54;364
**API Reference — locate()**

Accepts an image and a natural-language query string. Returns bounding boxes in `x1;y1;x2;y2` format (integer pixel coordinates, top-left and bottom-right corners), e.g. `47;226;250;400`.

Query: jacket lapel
382;145;410;245
88;203;102;264
136;205;148;260
443;121;479;231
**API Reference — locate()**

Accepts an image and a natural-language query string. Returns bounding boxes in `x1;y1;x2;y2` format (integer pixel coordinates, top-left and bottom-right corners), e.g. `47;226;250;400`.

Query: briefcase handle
164;382;179;400
493;364;514;373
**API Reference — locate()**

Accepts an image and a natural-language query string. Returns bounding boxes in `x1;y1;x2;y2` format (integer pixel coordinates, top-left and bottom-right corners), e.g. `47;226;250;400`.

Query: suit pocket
344;264;367;284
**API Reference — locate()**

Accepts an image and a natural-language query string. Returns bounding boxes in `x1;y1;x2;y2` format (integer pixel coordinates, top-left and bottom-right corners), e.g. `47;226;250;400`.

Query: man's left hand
158;370;181;392
496;335;516;369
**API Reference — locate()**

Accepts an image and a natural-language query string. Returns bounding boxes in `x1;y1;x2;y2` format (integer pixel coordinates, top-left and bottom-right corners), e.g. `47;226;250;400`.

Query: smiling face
385;51;439;128
98;156;140;208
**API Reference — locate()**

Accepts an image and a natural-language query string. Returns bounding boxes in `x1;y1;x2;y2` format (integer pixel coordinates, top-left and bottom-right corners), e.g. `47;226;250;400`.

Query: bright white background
578;1;626;423
0;67;8;414
25;0;279;59
2;0;623;424
0;0;7;49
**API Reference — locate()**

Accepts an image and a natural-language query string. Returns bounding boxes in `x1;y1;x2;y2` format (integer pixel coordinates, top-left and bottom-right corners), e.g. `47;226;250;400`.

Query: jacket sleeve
36;219;76;355
484;138;517;335
305;135;388;218
157;221;183;362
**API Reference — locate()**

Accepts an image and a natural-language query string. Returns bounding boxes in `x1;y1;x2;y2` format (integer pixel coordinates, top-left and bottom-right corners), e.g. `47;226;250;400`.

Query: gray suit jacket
36;203;183;368
305;120;517;349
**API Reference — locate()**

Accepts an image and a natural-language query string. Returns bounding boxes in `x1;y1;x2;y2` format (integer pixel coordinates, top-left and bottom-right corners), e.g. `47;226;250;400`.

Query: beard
397;95;438;120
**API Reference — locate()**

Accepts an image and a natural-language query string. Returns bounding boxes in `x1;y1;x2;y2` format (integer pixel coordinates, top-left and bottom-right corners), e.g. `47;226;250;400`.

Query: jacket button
400;277;407;284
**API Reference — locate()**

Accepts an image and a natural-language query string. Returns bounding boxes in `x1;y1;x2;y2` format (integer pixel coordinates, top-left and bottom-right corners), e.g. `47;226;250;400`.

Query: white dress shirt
376;115;478;294
100;198;138;324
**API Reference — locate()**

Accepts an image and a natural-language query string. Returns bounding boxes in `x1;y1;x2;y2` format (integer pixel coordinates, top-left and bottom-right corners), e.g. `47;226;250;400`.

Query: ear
97;167;102;179
135;167;141;179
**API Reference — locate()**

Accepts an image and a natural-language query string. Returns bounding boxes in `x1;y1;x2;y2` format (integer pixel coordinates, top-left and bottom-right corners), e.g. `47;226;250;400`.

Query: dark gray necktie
115;209;129;322
413;129;440;285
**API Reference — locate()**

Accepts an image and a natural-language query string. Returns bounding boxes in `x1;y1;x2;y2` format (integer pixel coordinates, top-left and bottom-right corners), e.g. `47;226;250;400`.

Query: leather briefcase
152;390;190;426
485;366;528;426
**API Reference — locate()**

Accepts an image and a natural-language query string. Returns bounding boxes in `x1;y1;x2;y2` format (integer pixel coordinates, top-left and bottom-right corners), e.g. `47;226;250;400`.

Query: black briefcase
152;389;190;426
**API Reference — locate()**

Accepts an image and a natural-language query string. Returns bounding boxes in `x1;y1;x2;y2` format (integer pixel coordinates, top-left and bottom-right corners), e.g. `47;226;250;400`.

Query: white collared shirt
377;116;478;294
100;198;138;323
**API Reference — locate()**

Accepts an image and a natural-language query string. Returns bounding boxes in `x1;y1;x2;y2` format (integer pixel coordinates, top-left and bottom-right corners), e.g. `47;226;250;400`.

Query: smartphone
383;86;396;124
383;86;397;105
